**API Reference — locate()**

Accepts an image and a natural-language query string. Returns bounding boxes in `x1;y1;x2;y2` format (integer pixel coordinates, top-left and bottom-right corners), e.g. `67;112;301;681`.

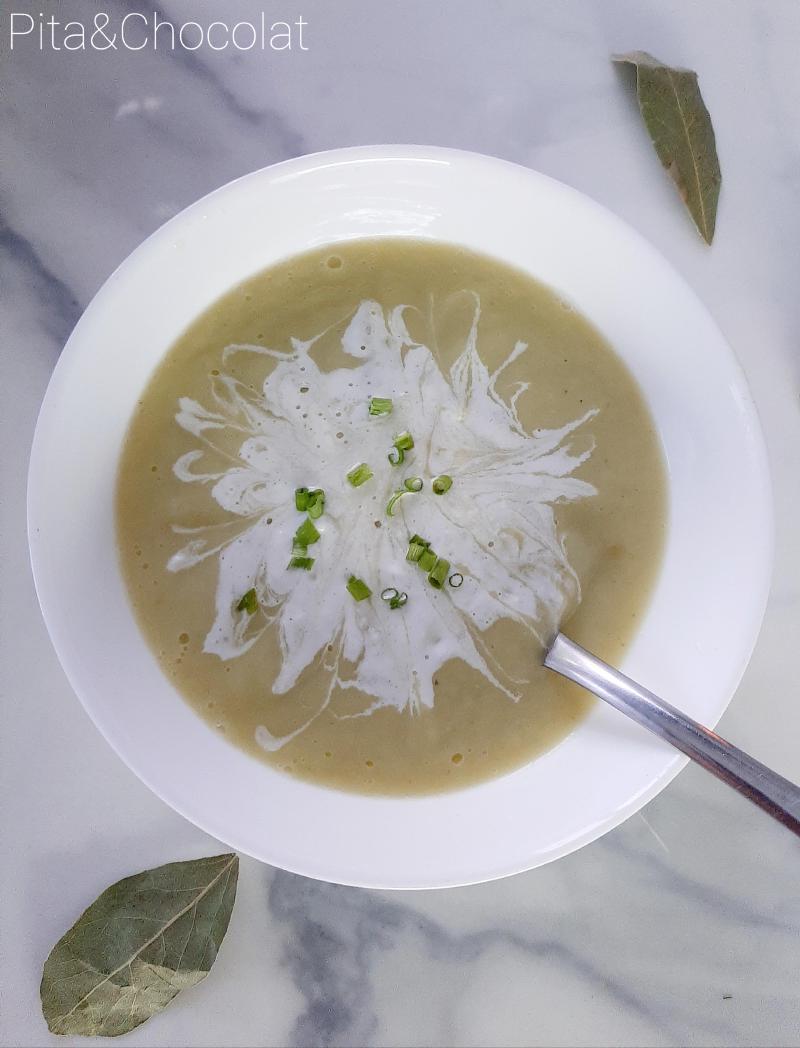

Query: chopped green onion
388;431;414;467
428;557;450;589
386;491;406;516
387;478;423;517
307;489;325;519
418;548;437;572
292;539;308;557
347;575;371;601
288;556;315;570
406;535;429;562
295;518;320;546
432;474;453;495
381;586;408;609
236;588;258;614
369;397;393;417
448;572;464;588
295;487;310;511
347;462;373;487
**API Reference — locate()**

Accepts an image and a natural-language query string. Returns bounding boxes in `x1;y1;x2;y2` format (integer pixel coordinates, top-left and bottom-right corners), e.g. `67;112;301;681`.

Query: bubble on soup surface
325;255;343;270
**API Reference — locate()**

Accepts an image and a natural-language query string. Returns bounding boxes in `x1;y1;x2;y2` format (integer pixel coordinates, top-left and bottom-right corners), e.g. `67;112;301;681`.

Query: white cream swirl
167;296;598;750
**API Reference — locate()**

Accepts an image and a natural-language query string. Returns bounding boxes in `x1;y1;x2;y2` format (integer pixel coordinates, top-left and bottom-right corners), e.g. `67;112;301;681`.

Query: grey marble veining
263;769;800;1048
2;2;800;1046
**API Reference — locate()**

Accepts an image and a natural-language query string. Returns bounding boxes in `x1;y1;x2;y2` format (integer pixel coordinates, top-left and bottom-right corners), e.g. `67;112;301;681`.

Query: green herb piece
307;489;325;519
295;517;321;546
386;491;406;516
40;854;238;1037
347;575;371;601
236;588;258;614
295;487;310;511
381;586;408;609
432;474;453;495
406;536;429;562
394;431;414;451
369;397;393;416
448;572;464;588
288;555;315;570
418;548;437;572
613;52;721;244
428;557;451;589
388;431;415;466
387;477;423;516
347;462;373;487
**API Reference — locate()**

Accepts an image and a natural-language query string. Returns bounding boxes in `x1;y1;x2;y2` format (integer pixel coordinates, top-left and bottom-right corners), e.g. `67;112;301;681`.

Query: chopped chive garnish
288;556;314;570
236;588;258;614
369;397;393;416
428;557;450;589
347;462;373;487
388;431;414;466
418;548;437;572
292;539;308;557
387;479;423;516
448;572;464;588
295;487;310;511
432;474;453;495
406;538;428;562
307;489;325;519
346;575;371;601
381;586;408;609
295;518;320;546
386;491;405;516
409;533;430;547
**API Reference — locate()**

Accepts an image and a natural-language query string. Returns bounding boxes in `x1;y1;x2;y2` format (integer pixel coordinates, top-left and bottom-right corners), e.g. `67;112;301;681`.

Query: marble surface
2;1;800;1044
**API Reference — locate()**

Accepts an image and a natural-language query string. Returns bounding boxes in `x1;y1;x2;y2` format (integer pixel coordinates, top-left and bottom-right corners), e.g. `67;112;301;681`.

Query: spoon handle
545;633;800;837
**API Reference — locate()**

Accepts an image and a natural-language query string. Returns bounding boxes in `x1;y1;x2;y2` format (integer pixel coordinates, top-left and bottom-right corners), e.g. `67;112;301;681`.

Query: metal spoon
545;633;800;837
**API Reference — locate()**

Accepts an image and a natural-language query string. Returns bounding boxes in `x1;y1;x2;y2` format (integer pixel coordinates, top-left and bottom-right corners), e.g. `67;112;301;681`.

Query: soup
117;238;666;794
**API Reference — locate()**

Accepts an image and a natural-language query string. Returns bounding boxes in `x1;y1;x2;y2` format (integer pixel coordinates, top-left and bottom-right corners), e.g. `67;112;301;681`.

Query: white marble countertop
2;1;800;1045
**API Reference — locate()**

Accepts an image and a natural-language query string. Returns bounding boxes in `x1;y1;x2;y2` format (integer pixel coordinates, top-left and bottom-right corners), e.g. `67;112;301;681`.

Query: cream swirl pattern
167;296;598;750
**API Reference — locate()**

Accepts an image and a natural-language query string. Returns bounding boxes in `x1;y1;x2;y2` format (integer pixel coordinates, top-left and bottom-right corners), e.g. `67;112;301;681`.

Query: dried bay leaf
614;51;721;243
41;853;238;1037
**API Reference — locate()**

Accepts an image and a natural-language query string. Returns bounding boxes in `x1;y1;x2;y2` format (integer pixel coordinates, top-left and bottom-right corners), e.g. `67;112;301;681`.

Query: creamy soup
117;239;666;794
